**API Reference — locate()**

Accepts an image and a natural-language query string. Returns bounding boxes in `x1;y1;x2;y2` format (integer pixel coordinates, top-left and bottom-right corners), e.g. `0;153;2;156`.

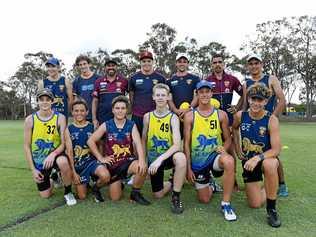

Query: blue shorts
75;158;101;184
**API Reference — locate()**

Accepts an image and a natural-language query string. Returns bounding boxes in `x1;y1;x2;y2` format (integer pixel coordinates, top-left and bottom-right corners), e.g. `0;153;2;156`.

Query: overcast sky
1;0;315;102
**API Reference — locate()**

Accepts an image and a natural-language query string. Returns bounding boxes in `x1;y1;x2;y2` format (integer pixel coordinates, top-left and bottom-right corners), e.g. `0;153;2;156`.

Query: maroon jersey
103;119;134;168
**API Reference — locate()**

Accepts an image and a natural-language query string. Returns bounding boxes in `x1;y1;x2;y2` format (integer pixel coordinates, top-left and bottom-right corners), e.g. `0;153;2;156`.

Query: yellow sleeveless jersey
31;111;61;171
147;111;173;164
191;109;222;171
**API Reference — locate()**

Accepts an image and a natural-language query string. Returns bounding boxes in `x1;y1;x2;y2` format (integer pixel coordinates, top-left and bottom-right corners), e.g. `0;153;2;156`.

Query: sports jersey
205;72;243;125
191;109;222;171
68;122;94;169
93;75;128;123
240;111;271;160
103;119;134;169
43;76;68;117
146;111;174;164
129;71;166;117
245;74;276;113
73;73;99;121
166;73;200;108
31;111;61;171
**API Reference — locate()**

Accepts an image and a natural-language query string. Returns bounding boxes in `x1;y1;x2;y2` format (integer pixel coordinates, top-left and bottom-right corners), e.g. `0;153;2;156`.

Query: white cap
176;53;189;61
247;54;262;62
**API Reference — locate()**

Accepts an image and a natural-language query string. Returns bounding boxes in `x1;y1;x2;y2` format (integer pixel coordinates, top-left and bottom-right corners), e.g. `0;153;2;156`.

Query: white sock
221;201;230;206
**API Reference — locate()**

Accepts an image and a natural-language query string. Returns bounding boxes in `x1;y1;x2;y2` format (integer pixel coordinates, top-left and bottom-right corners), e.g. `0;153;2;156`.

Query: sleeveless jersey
245;74;276;113
191;109;222;171
31;111;61;171
104;119;134;168
68;122;94;169
240;111;271;160
43;76;68;117
146;111;174;164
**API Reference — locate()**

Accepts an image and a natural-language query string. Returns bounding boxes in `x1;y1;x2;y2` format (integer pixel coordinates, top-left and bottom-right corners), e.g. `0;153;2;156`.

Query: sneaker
92;185;104;203
267;209;281;228
221;204;237;221
210;178;223;193
51;169;63;189
130;191;151;205
127;175;134;186
278;184;289;197
64;193;77;206
171;196;184;214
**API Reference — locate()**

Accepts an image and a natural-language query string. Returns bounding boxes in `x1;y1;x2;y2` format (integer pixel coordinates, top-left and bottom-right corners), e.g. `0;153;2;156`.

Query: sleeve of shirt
72;78;79;95
233;76;243;96
92;79;100;98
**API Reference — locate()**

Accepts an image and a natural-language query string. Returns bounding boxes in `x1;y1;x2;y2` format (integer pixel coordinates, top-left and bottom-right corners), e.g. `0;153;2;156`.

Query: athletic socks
266;198;276;211
64;185;72;195
172;191;180;199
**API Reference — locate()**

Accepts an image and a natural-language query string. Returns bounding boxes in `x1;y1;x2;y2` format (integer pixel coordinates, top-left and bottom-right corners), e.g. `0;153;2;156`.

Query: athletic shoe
92;185;104;203
278;184;289;197
267;209;281;228
210;178;223;193
64;193;77;206
127;175;134;186
51;169;63;188
130;191;151;205
171;196;184;214
221;204;237;221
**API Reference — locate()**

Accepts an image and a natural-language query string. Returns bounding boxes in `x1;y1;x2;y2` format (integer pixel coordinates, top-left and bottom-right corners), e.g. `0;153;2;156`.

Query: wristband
258;153;265;161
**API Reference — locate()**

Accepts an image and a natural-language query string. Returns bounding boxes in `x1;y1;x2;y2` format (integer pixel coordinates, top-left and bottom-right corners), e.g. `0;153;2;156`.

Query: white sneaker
64;193;77;206
221;204;237;221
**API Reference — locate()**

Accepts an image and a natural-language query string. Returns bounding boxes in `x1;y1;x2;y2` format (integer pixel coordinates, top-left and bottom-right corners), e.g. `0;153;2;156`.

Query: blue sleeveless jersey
240;111;271;160
44;76;68;117
245;74;276;113
68;122;94;169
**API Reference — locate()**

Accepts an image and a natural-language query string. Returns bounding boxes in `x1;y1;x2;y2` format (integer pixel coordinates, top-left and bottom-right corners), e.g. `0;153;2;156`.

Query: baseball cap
45;57;60;66
247;54;262;62
176;53;189;62
139;51;153;60
247;83;271;100
36;88;54;100
105;58;118;66
196;80;216;90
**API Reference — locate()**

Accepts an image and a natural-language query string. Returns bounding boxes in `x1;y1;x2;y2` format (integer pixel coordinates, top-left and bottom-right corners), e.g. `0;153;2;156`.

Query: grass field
0;120;316;237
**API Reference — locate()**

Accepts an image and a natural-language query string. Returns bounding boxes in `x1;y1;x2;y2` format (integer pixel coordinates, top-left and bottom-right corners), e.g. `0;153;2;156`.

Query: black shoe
130;191;151;205
92;185;104;203
267;209;281;228
171;196;184;214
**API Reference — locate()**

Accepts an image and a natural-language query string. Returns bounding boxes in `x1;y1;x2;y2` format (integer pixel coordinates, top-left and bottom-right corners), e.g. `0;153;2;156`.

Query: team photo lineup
24;50;290;229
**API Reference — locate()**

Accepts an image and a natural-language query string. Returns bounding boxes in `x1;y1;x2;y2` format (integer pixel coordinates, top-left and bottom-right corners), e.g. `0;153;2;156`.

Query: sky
1;0;315;102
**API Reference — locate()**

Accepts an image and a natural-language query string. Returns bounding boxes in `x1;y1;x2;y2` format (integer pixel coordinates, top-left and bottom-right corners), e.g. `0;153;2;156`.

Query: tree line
1;15;315;120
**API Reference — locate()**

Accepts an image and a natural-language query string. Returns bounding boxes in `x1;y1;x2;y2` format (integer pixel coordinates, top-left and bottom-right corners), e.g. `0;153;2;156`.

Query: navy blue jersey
73;73;99;121
167;73;200;108
68;122;94;169
44;76;68;117
129;71;166;117
245;74;276;113
240;111;271;160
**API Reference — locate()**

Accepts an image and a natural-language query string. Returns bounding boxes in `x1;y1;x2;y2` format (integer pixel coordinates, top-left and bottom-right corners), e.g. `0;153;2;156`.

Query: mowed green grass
0;120;315;237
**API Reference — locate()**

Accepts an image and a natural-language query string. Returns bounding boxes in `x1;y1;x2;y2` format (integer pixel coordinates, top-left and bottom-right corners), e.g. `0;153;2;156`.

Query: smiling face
46;64;59;78
105;63;117;77
176;57;189;73
37;95;53;112
77;60;91;75
72;103;88;123
197;87;213;105
152;87;170;108
247;58;263;77
248;96;267;113
140;58;154;74
112;101;127;120
211;56;224;74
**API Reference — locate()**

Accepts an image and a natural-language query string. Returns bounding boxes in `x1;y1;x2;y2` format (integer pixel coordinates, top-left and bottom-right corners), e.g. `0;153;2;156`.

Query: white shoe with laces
221;204;237;221
64;193;77;206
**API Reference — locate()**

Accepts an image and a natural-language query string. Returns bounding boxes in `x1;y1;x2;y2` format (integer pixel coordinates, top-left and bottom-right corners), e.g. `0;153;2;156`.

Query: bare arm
92;97;99;128
87;124;107;161
241;83;248;111
64;128;75;172
167;96;178;114
190;92;198;108
132;124;147;176
55;114;66;155
218;110;232;152
183;111;195;183
129;90;134;107
141;113;150;160
24;115;36;172
65;78;73;112
232;111;244;159
270;76;286;117
263;115;281;159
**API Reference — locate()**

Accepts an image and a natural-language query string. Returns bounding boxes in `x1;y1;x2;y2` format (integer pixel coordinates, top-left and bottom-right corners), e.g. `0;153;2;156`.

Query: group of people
23;50;288;228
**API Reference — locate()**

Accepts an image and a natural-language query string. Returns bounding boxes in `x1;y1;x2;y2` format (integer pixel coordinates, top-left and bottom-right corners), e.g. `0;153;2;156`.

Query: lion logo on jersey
242;137;265;155
112;144;131;158
151;135;169;150
74;145;90;160
33;139;55;165
53;97;64;107
196;134;218;151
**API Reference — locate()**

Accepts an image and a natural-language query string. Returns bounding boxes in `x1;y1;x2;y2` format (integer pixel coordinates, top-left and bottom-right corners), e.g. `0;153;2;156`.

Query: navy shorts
107;157;137;183
242;159;264;183
75;158;101;184
149;156;174;193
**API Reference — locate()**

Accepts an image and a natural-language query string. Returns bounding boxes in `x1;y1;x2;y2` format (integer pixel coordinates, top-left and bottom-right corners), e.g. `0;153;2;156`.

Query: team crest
116;82;122;88
224;81;230;88
59;85;65;92
171;80;178;86
152;79;158;85
157;119;161;123
186;79;192;85
136;79;143;85
259;126;267;136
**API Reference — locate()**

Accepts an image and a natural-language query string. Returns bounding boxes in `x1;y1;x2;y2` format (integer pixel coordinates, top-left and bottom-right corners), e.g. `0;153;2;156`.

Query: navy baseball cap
45;57;60;66
196;80;216;90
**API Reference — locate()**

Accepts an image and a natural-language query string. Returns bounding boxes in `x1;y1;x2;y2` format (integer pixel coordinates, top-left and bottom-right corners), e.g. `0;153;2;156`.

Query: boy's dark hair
111;95;129;108
75;55;91;66
72;99;89;111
